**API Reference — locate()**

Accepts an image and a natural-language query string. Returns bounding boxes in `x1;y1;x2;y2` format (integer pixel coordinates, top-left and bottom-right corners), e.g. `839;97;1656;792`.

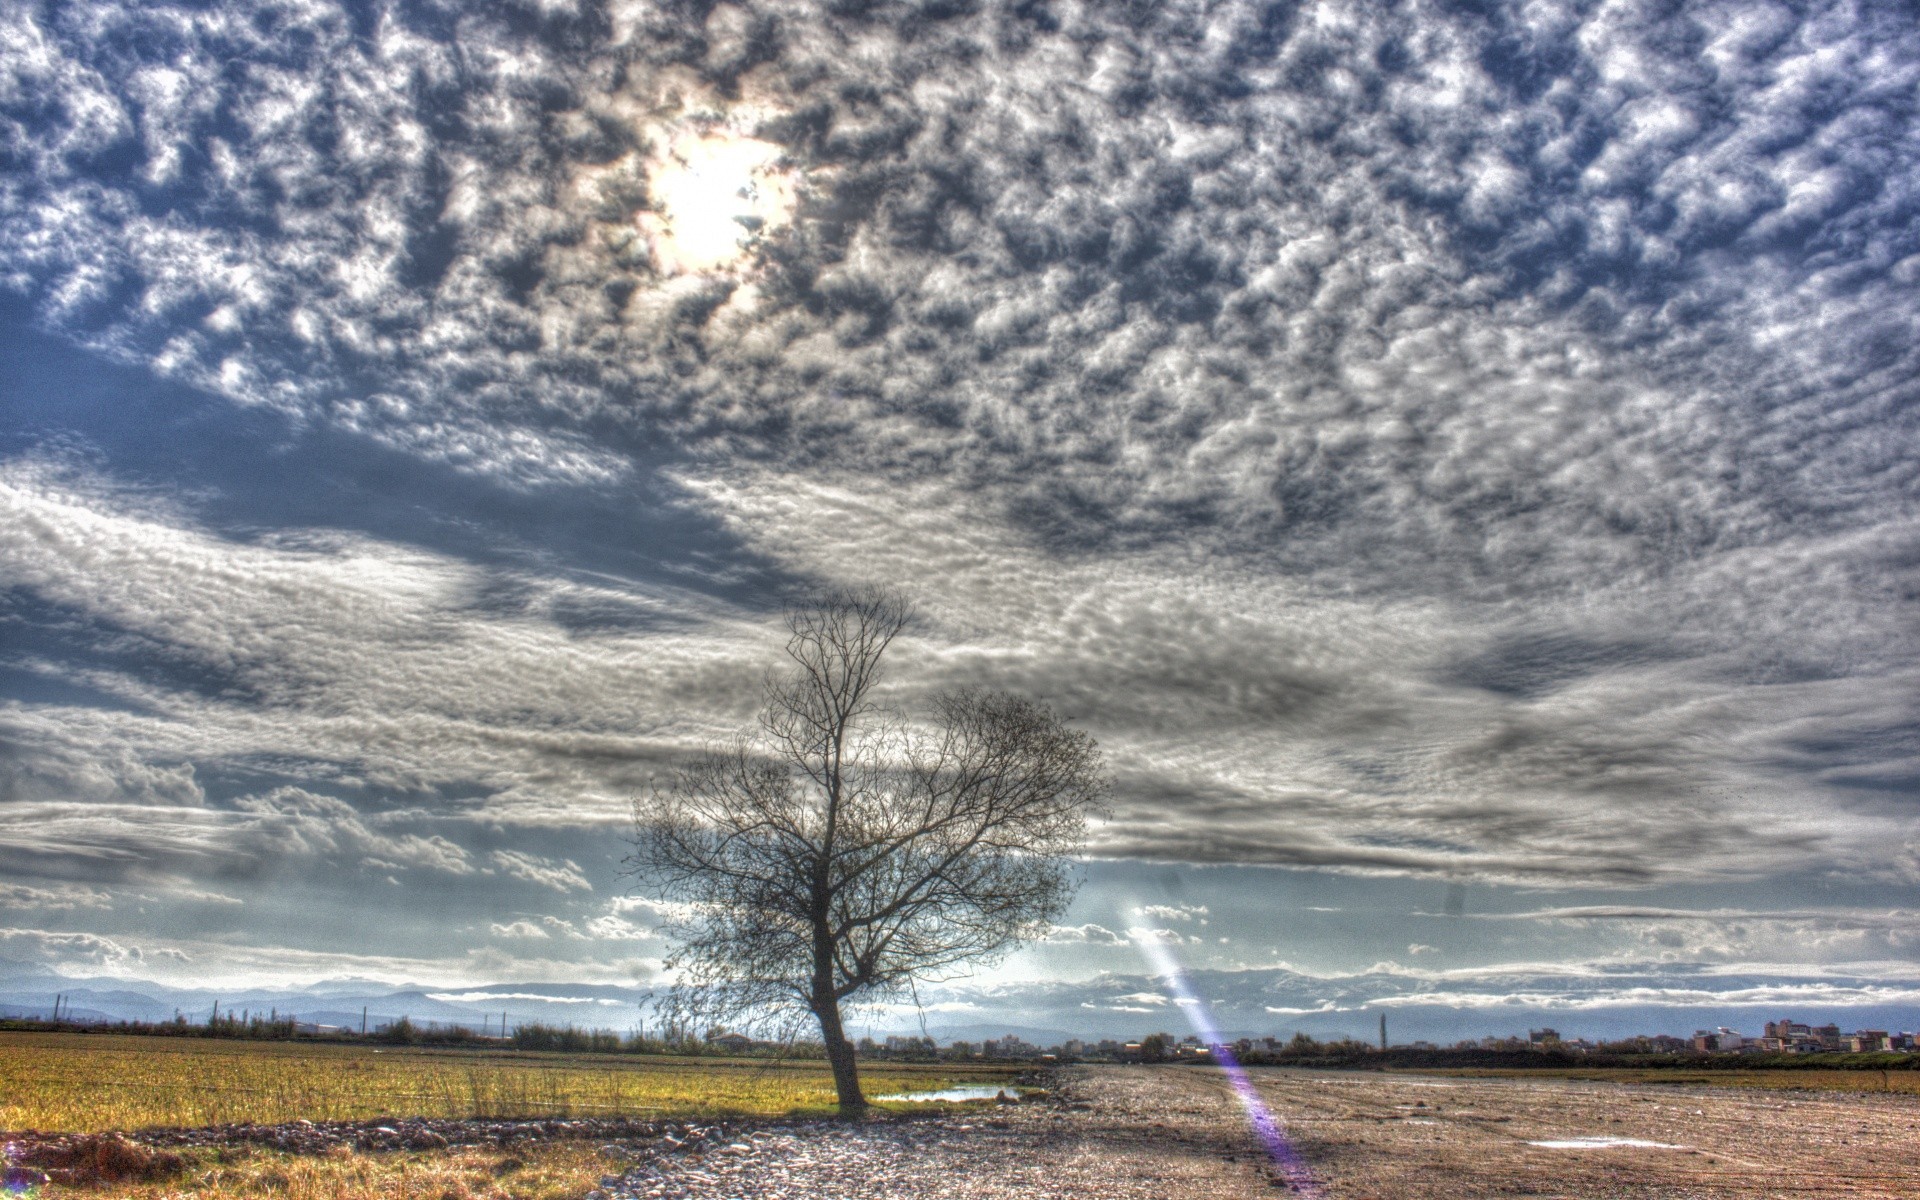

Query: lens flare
1130;927;1322;1196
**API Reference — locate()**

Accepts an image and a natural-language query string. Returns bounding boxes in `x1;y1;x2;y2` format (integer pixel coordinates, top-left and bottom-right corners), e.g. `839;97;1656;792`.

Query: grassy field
0;1032;1016;1133
30;1141;620;1200
1401;1065;1920;1094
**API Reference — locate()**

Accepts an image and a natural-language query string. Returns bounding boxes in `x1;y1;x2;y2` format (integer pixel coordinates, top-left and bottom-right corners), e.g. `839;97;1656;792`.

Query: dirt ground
595;1064;1920;1200
1233;1066;1920;1198
12;1064;1916;1199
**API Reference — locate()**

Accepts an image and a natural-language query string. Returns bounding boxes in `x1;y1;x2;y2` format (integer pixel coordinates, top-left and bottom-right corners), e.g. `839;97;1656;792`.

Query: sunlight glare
641;133;794;275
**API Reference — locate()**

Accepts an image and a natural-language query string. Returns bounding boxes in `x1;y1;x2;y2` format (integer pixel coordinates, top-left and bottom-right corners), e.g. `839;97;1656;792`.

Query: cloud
0;883;113;910
1044;922;1128;946
582;914;650;941
0;926;142;965
425;991;609;1005
236;789;476;876
1263;1001;1344;1016
1469;906;1920;928
488;920;550;940
1135;904;1209;924
166;888;243;907
609;896;703;922
1127;927;1201;946
0;787;476;893
1;0;1918;984
489;850;593;893
921;956;1920;1035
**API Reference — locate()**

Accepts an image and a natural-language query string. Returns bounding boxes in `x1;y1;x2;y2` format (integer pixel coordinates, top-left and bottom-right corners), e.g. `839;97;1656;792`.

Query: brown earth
8;1065;1917;1198
1235;1066;1920;1198
594;1065;1920;1199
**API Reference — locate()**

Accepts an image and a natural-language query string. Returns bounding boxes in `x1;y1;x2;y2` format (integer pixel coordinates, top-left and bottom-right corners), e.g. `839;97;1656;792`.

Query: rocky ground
8;1066;1919;1197
585;1067;1920;1200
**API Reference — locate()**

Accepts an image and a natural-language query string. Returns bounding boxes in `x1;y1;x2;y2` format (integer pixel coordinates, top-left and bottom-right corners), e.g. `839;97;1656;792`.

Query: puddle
874;1086;1009;1103
1528;1137;1686;1150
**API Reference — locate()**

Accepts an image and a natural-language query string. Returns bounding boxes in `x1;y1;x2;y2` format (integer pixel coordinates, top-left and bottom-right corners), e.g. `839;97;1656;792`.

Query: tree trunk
812;994;866;1115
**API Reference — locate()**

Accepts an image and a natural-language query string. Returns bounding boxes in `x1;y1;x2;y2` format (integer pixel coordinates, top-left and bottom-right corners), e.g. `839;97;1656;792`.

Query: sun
639;132;795;275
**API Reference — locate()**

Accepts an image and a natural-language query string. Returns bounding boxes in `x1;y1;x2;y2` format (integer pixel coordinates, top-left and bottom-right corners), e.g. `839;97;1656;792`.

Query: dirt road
599;1065;1920;1199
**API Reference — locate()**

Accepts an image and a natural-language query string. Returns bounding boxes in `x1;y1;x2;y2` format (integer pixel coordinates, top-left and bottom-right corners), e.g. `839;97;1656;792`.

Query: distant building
982;1034;1038;1059
1692;1027;1745;1052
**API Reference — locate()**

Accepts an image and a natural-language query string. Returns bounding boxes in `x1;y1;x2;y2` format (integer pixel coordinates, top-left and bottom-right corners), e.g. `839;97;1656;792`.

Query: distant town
853;1017;1919;1063
11;1001;1915;1064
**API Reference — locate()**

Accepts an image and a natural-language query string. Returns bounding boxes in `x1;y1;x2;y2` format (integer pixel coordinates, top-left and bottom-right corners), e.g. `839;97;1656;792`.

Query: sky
2;0;1918;1042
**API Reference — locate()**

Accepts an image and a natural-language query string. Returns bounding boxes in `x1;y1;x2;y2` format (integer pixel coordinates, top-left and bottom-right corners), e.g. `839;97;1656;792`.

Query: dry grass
1402;1065;1920;1094
32;1140;617;1200
0;1032;1009;1133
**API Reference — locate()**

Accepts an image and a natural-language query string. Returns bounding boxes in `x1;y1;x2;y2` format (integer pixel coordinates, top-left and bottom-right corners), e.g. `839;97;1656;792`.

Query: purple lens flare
1131;929;1323;1196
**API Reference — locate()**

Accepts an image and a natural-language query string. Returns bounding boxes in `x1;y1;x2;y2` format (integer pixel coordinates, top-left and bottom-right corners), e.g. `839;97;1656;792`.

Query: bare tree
626;589;1107;1114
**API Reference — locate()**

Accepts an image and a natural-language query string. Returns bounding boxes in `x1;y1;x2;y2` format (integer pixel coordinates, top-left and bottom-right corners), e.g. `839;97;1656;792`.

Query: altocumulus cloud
1;0;1918;996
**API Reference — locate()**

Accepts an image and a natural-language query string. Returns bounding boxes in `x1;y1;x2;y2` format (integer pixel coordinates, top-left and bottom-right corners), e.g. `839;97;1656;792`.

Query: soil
592;1066;1920;1199
8;1065;1917;1197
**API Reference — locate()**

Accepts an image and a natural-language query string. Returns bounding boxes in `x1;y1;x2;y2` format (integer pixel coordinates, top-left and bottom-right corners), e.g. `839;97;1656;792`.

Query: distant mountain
0;965;652;1031
3;958;1913;1044
872;960;1920;1044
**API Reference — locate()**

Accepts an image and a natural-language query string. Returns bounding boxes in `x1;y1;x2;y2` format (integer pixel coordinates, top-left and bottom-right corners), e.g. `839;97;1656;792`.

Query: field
0;1032;1013;1132
14;1141;625;1200
17;1037;1920;1200
1400;1064;1920;1095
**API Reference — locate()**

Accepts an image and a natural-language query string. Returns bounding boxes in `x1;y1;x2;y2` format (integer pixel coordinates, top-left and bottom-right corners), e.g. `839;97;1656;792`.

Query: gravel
592;1070;1302;1200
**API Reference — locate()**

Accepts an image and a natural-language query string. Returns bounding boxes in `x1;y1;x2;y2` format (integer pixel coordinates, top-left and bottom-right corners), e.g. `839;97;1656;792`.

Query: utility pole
1379;1012;1387;1051
361;1006;368;1036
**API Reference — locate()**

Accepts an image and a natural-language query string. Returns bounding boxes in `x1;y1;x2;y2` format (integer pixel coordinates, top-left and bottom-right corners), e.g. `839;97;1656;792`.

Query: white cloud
1127;927;1201;946
1136;904;1208;924
0;883;113;911
0;926;142;965
583;914;650;940
426;991;607;1005
235;788;476;875
488;920;550;940
1044;922;1128;946
490;850;593;893
1;0;1918;990
609;896;703;922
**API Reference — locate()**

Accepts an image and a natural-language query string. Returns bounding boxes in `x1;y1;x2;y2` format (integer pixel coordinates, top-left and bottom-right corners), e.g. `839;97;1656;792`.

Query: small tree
626;589;1107;1114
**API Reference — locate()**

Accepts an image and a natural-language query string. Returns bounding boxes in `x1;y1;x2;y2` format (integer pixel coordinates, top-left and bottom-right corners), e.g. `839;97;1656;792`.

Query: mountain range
6;957;1914;1045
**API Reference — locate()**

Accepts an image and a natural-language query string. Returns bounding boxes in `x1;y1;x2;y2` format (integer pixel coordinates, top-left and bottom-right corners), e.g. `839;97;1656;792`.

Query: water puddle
1528;1137;1686;1150
874;1086;1009;1103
